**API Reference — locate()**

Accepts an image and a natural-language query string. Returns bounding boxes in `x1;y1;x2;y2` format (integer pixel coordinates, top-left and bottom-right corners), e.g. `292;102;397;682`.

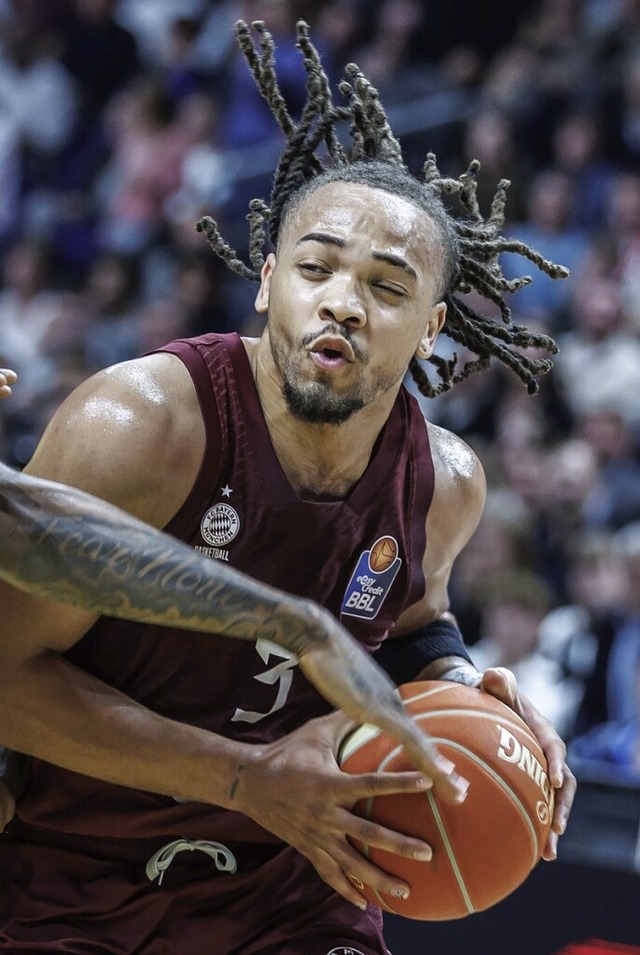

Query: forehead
282;182;438;270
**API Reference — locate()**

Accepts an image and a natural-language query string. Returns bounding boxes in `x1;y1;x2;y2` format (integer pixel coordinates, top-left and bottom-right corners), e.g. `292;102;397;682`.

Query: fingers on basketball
338;680;554;921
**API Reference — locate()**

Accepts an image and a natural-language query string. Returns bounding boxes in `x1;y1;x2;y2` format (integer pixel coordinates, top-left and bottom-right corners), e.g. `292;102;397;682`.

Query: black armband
374;619;474;685
0;746;27;800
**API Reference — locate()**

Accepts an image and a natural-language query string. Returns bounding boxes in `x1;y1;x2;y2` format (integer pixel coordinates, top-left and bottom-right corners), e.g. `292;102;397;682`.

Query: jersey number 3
231;638;298;724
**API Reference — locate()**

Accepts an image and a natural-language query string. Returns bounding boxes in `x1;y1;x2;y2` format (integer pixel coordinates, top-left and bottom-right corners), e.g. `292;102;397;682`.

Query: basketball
369;536;398;572
338;680;554;921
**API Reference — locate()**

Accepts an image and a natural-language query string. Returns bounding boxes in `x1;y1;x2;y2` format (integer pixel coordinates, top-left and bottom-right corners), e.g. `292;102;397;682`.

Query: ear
254;253;276;314
416;302;447;360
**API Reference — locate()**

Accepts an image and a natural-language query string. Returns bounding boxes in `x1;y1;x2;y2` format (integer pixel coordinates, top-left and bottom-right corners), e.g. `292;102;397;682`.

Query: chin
282;380;364;425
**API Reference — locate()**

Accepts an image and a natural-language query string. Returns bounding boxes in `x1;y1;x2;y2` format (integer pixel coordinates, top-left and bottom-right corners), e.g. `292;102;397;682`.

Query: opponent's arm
384;422;576;859
0;459;435;763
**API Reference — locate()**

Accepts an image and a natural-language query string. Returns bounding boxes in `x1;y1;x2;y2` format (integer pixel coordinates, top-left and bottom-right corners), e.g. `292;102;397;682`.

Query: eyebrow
296;232;418;280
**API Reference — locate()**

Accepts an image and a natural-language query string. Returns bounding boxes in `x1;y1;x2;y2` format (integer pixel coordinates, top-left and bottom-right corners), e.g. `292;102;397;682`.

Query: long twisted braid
197;19;567;396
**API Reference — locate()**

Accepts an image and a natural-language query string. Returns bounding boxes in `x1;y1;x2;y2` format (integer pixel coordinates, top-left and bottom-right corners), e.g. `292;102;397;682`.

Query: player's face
255;182;447;424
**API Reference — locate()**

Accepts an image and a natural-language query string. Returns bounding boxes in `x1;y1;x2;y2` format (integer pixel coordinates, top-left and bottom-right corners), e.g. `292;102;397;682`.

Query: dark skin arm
390;422;577;861
0;460;432;755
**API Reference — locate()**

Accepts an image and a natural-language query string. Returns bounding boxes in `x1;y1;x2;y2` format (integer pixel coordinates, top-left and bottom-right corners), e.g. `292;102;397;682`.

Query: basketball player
0;22;576;955
0;371;457;837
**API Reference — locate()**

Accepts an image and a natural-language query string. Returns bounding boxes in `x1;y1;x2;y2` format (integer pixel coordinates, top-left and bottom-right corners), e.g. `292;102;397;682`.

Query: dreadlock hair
196;19;569;396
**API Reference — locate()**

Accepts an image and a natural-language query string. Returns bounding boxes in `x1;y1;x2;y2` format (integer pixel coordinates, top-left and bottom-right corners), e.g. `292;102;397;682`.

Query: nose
318;275;367;328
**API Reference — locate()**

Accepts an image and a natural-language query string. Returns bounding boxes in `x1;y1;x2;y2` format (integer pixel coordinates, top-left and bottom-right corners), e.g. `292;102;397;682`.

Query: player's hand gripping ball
338;680;554;920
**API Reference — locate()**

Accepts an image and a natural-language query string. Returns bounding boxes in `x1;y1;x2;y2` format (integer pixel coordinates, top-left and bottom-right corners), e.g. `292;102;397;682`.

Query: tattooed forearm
0;465;325;656
0;466;454;777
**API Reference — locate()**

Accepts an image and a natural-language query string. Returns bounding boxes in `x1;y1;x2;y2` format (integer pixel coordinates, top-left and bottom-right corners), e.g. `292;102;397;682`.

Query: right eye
298;262;329;275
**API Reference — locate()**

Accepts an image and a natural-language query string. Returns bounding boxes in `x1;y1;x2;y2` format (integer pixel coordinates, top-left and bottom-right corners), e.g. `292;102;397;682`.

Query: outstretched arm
0;462;442;779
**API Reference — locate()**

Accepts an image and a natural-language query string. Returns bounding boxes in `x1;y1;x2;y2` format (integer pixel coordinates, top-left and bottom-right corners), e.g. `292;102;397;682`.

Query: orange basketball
369;536;397;572
338;680;554;921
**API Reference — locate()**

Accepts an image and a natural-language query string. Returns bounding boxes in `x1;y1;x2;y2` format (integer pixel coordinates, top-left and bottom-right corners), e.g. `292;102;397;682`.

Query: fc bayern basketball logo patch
200;503;240;546
325;948;368;955
341;535;402;620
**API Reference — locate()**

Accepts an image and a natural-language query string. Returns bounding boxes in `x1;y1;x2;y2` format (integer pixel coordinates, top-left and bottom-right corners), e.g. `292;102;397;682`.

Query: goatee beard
282;379;365;425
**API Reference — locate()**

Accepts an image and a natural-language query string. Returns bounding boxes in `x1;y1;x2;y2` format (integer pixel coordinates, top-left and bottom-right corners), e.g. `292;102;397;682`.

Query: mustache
300;324;366;362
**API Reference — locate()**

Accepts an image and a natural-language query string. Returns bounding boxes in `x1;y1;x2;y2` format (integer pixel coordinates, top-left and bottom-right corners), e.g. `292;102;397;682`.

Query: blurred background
0;0;639;949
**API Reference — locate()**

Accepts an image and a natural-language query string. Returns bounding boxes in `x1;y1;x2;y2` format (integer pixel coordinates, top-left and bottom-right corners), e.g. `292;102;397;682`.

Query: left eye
375;284;404;297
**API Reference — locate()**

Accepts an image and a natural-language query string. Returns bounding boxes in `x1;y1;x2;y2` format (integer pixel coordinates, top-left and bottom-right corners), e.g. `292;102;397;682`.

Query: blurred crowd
1;0;640;786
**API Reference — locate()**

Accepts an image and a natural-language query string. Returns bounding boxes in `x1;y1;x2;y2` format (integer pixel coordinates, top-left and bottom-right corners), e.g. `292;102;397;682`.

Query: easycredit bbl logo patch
341;536;402;620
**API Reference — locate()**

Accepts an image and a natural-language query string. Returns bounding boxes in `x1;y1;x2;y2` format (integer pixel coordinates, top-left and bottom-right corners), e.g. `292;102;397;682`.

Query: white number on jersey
231;637;298;724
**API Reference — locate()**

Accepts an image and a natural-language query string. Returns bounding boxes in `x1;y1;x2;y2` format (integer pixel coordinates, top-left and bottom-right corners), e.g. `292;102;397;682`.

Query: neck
245;336;397;498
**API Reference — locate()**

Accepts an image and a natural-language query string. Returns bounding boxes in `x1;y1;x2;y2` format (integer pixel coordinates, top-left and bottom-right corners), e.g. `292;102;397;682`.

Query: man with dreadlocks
0;21;575;955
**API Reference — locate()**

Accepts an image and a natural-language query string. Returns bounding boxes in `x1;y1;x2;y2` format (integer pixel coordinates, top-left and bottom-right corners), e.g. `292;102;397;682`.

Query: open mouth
309;335;355;366
310;345;352;369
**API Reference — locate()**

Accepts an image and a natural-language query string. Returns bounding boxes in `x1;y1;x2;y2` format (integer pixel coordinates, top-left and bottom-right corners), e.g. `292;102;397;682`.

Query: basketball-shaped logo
368;536;398;573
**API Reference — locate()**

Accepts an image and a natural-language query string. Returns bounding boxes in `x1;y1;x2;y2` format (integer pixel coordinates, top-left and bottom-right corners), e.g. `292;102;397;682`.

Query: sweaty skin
0;461;444;792
0;183;574;912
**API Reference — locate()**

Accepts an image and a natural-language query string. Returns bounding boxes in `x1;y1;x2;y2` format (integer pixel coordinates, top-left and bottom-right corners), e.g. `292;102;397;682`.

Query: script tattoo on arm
0;463;324;657
0;464;413;740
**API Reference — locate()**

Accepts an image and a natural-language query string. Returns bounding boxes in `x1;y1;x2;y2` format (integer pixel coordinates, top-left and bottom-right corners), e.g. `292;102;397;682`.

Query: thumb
480;666;522;715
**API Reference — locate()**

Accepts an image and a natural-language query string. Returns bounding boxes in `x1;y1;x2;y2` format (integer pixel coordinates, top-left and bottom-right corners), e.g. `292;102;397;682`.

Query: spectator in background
59;0;140;121
347;0;428;98
52;0;140;199
136;298;192;355
0;12;77;245
469;567;584;739
541;529;623;739
449;488;536;644
554;274;640;427
0;238;63;416
172;252;234;338
0;16;77;160
96;79;194;253
601;41;640;169
80;251;141;371
115;0;237;79
313;0;363;68
570;522;640;782
162;90;232;235
457;107;529;222
579;407;640;530
496;436;600;600
602;170;640;328
160;16;206;101
220;1;314;151
501;168;592;327
550;108;617;231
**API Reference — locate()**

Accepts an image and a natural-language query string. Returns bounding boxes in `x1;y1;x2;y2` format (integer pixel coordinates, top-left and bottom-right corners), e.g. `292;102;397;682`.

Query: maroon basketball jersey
17;333;435;844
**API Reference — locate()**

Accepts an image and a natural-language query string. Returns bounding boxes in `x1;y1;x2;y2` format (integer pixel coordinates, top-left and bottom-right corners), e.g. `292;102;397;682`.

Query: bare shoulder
426;420;487;552
27;352;205;528
391;420;487;630
427;421;485;494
